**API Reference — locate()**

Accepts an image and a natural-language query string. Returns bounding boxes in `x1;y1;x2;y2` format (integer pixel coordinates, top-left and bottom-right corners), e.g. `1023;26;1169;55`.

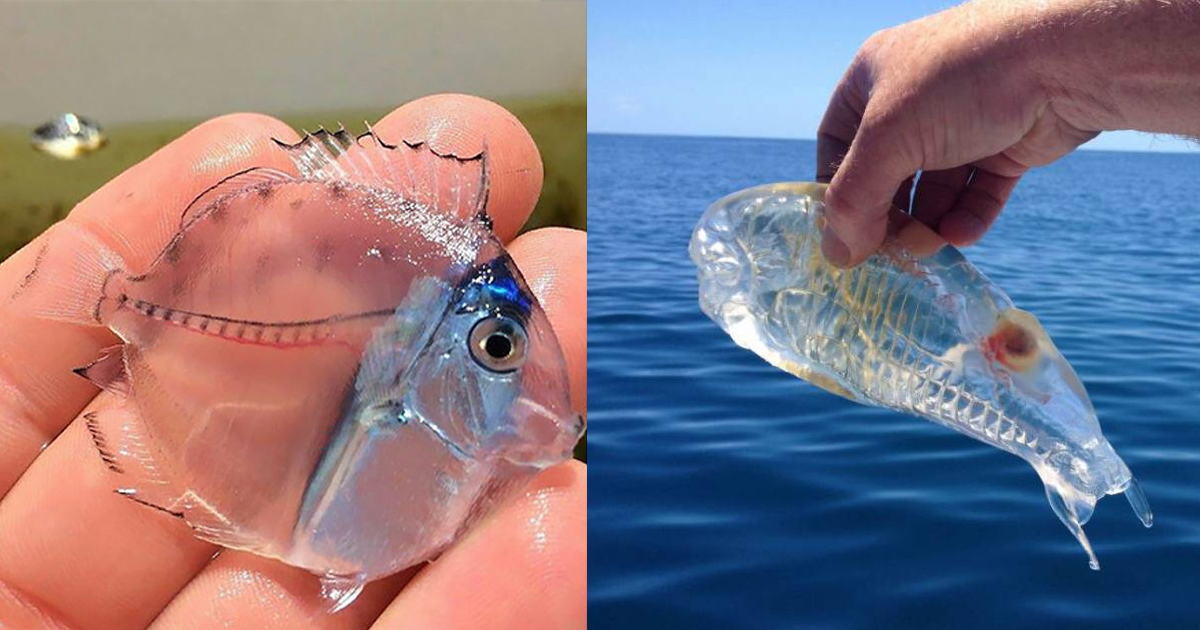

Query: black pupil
484;333;512;360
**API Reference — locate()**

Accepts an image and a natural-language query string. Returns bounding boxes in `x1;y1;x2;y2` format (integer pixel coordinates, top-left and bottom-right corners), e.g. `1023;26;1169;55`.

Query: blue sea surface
588;133;1200;628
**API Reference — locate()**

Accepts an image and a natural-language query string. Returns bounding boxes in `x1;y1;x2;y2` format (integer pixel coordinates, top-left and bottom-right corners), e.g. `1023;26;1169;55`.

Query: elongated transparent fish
23;128;583;611
689;182;1151;570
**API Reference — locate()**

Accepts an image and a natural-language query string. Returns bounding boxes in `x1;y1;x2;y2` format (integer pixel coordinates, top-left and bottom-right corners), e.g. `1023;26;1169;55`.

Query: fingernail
821;225;852;267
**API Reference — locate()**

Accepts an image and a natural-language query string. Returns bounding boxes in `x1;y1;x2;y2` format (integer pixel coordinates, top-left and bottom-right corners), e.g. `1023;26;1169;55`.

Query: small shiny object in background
30;113;107;159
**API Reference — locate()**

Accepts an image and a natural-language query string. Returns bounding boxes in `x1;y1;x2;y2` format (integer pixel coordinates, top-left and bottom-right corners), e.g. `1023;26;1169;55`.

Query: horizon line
586;129;1200;156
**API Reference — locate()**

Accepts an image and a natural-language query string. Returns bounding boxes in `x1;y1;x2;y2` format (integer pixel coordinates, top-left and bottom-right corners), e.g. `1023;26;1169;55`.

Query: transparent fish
689;182;1151;570
24;128;583;611
30;113;107;159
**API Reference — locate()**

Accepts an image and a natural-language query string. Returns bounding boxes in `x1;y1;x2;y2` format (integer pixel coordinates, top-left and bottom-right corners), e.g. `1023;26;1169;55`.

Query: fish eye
469;315;527;373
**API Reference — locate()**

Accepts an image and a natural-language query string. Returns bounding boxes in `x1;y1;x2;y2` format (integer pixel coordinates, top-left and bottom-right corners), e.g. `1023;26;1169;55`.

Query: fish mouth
1035;448;1152;571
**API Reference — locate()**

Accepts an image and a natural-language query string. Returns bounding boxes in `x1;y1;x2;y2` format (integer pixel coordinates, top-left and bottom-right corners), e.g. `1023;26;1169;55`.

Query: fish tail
15;220;129;325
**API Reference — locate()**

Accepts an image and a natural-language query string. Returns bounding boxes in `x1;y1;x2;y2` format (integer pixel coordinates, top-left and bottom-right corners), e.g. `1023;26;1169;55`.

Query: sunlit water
589;134;1200;628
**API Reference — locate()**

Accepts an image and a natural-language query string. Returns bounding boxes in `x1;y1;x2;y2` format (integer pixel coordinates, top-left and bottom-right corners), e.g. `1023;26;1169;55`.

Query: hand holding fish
0;95;586;628
817;0;1200;267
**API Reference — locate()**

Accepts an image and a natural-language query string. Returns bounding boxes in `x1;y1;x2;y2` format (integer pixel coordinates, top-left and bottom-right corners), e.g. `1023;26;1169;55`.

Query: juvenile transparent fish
25;128;583;611
689;182;1151;570
30;113;107;159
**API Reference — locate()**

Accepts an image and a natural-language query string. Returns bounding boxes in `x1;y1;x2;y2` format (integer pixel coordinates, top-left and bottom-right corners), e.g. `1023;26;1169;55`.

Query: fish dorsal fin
179;167;295;228
273;126;490;224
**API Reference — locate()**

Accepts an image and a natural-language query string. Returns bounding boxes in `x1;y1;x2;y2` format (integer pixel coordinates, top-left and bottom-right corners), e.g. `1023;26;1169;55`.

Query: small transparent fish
690;182;1151;570
30;113;107;159
24;127;583;611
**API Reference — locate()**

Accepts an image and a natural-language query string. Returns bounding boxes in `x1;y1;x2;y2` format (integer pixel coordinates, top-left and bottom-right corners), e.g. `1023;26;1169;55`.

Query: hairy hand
816;0;1200;267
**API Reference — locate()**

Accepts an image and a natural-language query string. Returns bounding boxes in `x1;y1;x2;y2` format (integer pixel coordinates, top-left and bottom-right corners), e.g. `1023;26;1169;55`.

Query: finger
149;226;585;627
0;113;300;630
146;552;416;630
886;206;950;259
364;230;586;630
891;175;914;214
0;112;299;497
910;165;972;226
0;92;553;629
938;167;1021;246
505;228;586;412
370;462;587;630
823;106;921;268
815;60;868;184
815;131;850;185
376;94;544;243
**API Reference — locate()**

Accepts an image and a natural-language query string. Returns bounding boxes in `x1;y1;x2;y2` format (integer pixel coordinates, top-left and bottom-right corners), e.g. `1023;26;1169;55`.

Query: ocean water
588;133;1200;628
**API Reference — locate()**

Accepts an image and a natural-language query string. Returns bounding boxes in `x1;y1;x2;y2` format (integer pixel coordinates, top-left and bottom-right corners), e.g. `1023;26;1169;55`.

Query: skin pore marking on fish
117;293;391;350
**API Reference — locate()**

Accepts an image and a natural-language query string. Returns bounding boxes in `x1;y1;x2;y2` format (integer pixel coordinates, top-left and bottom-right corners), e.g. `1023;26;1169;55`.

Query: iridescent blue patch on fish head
401;254;582;468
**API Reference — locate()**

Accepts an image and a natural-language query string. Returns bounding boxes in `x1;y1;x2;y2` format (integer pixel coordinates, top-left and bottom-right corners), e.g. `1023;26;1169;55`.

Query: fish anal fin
85;398;181;515
178;492;259;551
116;488;183;519
273;127;490;225
179;167;295;228
74;345;128;394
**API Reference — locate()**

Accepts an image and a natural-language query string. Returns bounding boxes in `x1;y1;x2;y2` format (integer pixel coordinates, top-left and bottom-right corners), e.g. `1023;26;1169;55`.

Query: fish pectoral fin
273;127;491;225
74;345;128;394
1043;482;1101;570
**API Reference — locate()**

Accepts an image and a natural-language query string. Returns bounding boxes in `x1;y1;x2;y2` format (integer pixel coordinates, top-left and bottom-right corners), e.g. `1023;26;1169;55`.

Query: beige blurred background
0;1;586;258
0;2;584;125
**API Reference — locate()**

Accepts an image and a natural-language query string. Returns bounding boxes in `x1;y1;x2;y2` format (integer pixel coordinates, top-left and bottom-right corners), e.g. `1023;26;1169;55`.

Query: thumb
822;111;920;267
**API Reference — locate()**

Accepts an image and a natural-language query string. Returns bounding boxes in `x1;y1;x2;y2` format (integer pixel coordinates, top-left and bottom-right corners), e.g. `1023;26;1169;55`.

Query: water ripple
589;135;1200;628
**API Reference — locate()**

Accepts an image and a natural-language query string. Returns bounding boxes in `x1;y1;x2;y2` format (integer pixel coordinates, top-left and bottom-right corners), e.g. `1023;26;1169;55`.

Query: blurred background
0;1;586;260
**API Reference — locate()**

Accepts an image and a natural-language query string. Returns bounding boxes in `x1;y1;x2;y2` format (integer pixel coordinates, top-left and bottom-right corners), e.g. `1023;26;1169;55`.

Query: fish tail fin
14;221;129;325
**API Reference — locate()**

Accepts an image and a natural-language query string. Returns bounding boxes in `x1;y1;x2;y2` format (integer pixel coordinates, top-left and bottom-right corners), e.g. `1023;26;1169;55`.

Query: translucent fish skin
27;129;582;611
689;182;1151;570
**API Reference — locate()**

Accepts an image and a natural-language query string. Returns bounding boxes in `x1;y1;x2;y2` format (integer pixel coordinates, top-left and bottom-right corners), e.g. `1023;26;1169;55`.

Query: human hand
0;95;586;629
817;0;1200;267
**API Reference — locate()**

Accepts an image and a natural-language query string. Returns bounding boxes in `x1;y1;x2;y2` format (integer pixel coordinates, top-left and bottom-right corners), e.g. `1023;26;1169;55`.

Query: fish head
985;309;1130;490
400;253;581;469
981;309;1152;568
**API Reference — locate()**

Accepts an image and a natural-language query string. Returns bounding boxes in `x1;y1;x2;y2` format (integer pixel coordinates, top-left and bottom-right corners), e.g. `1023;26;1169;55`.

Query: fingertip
820;223;852;268
374;460;587;630
938;209;987;246
506;228;586;414
376;94;544;242
822;186;887;268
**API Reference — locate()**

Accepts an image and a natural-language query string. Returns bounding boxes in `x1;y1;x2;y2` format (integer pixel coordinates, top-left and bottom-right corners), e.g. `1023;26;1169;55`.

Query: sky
588;0;1199;153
